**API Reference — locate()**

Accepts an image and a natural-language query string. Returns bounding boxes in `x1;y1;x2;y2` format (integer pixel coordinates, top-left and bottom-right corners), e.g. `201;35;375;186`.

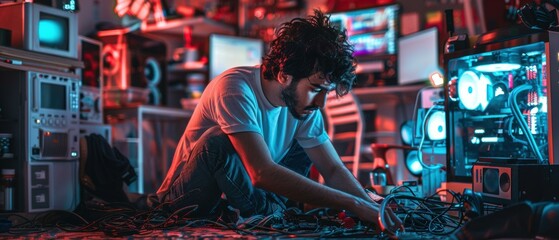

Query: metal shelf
141;17;235;37
104;105;192;194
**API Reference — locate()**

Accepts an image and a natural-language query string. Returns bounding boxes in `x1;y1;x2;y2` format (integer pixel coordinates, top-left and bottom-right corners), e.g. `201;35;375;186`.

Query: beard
281;80;319;120
281;80;308;120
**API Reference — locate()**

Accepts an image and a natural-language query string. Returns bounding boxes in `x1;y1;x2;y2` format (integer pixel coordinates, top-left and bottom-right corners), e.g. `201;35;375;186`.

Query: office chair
323;91;364;177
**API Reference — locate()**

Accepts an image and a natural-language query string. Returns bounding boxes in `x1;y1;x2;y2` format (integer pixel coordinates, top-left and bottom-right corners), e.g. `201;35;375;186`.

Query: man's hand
351;198;404;235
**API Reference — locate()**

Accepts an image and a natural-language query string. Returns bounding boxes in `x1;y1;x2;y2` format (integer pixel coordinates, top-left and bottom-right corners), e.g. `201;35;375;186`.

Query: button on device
32;147;40;155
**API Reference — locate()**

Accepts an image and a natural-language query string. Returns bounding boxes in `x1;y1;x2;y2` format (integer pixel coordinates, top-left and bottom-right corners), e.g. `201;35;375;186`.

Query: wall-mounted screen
398;27;439;85
329;4;400;60
209;34;264;80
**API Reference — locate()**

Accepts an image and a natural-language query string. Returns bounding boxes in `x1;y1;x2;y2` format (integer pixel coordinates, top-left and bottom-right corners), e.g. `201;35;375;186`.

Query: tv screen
329;4;400;59
209;34;264;80
398;27;439;85
41;82;66;110
39;12;70;51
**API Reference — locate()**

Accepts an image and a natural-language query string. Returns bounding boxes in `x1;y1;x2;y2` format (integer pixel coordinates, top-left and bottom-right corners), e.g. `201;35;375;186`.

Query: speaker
97;31;167;106
473;161;559;205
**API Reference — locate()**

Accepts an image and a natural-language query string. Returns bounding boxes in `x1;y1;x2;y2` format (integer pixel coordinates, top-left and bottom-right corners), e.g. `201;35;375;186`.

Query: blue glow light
473;63;521;72
39;20;63;44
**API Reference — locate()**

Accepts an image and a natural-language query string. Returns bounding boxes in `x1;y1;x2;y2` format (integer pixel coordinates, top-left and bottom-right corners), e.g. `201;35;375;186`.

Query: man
156;9;403;232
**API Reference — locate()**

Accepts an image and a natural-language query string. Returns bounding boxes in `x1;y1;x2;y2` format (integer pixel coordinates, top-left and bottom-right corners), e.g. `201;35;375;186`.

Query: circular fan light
478;74;493;111
102;45;120;77
473;63;521;72
426;111;446;141
400;121;414;145
405;150;423;176
144;57;161;86
458;71;480;110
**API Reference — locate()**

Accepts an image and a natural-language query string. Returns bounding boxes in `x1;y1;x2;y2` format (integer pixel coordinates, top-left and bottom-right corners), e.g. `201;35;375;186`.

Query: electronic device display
78;36;103;123
329;4;400;84
0;2;78;59
398;27;439;85
31;71;80;160
209;34;264;80
329;4;400;60
444;31;556;183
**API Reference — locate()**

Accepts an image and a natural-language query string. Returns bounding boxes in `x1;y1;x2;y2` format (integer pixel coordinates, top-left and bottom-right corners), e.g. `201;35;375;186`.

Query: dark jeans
160;126;312;218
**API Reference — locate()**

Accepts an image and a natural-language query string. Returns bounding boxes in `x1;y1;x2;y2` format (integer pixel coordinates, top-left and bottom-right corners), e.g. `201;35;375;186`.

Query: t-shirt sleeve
295;110;329;148
212;79;262;135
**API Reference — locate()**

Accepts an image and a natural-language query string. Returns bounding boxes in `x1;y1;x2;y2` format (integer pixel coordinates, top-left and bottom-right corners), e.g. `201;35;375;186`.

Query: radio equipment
78;36;103;123
0;47;81;213
27;71;80;160
473;161;559;205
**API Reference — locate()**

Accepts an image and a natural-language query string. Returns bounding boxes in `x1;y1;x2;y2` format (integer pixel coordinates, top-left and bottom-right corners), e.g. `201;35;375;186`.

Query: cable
417;103;445;170
508;84;546;163
411;86;438;148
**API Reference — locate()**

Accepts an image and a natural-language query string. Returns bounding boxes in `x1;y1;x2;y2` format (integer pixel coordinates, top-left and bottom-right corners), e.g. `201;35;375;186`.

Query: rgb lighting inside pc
446;41;549;181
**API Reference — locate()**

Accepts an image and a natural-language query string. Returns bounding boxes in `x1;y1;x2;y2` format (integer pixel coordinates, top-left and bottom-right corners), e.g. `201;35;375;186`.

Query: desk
105;105;192;194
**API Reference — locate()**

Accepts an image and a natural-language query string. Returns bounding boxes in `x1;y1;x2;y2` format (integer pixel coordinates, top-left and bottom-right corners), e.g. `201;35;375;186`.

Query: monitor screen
209;34;264;80
38;12;70;51
329;4;400;59
41;82;66;110
398;27;439;85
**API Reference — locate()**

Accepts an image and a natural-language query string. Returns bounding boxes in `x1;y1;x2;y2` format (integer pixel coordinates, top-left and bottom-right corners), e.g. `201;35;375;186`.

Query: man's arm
303;140;372;201
227;131;377;220
229;131;403;232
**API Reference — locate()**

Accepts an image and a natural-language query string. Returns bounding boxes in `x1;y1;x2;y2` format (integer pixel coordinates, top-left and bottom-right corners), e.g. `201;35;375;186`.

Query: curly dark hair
261;9;357;96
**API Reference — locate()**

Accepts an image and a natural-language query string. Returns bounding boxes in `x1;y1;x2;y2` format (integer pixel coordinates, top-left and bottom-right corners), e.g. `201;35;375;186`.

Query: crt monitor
0;2;78;59
398;27;439;85
329;4;400;61
209;34;264;80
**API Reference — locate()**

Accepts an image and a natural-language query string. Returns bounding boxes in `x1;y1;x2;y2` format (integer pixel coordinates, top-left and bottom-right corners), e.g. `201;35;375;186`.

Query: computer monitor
398;28;440;85
329;4;400;61
208;34;264;80
0;2;78;59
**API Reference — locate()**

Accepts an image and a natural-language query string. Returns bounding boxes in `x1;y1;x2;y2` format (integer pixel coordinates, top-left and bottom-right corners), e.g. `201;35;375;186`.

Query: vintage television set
208;34;264;80
329;3;400;86
0;2;78;59
444;27;559;205
398;27;440;86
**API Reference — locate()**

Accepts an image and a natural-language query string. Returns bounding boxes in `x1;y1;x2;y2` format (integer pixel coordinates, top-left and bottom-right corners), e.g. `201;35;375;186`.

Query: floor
0;203;454;239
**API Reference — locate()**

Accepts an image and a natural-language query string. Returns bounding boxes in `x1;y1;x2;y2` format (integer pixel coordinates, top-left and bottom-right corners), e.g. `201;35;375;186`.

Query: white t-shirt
158;66;329;194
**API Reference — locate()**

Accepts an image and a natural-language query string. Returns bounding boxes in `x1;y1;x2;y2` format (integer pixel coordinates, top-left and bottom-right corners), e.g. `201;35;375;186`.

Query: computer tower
97;31;167;107
444;27;559;203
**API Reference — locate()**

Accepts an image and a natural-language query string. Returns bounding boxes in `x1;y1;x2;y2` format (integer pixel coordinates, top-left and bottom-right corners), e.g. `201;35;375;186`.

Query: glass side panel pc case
0;2;78;59
444;30;559;182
